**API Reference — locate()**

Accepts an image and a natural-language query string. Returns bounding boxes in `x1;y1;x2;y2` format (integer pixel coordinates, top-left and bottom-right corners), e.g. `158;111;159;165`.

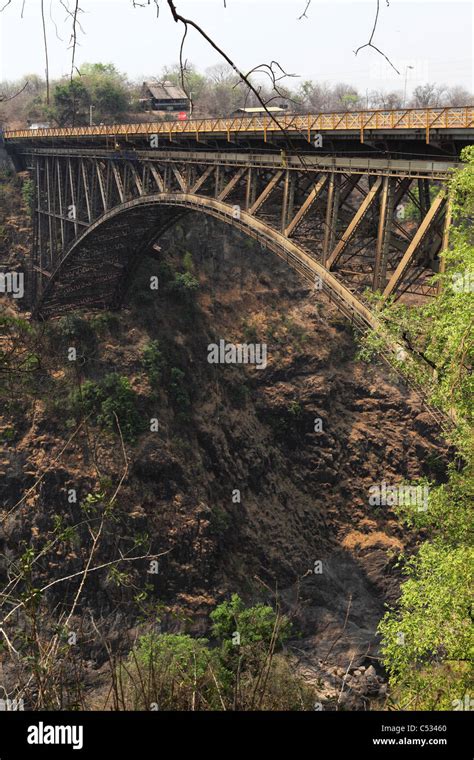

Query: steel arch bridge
3;106;472;324
17;150;455;324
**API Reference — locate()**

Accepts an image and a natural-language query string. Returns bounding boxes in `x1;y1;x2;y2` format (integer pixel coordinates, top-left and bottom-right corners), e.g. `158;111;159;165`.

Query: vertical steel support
382;192;446;299
81;159;92;223
373;175;396;291
96;160;108;212
245;167;257;210
285;174;327;238
68;158;78;237
163;165;170;193
326;176;382;269
31;156;41;303
418;178;431;221
56;158;66;250
36;157;44;276
322;172;340;266
280;170;291;232
45;156;54;269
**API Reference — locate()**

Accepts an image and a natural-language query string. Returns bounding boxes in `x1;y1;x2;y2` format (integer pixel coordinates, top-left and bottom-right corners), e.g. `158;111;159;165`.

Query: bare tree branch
298;0;311;20
354;0;400;75
0;81;29;102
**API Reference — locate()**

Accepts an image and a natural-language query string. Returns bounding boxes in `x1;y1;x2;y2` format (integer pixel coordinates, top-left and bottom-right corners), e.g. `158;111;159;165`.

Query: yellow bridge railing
3;106;474;144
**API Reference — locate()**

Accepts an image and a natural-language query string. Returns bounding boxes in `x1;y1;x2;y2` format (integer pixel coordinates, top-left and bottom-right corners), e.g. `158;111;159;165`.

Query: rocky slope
0;209;448;709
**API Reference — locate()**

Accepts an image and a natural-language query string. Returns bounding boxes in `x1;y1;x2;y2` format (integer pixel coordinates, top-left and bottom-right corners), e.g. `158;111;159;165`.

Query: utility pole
403;65;414;107
89;104;94;127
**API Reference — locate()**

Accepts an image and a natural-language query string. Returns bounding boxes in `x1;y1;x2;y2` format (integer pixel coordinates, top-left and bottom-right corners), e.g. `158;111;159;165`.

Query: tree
297;80;334;112
410;83;446;107
52;78;89;126
50;64;130;126
369;89;403;109
78;62;130;123
332;83;361;110
371;146;474;710
161;61;207;114
443;85;474;107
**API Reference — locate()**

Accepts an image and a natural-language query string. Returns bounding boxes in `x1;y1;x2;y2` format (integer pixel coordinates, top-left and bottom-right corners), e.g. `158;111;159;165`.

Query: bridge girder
21;149;453;319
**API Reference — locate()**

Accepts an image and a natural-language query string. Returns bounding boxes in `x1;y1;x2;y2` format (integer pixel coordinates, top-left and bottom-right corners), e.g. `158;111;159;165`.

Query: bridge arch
33;192;379;330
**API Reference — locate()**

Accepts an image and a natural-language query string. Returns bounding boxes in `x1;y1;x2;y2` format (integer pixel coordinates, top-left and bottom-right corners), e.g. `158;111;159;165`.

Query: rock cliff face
0;210;447;708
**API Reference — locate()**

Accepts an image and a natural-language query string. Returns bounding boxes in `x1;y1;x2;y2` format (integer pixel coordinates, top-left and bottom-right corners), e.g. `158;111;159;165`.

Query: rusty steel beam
326;176;383;269
382;192;447;299
284;174;328;237
373;176;396;290
171;165;187;192
190;164;213;194
95;161;108;212
129;162;145;196
322;172;341;266
248;170;284;215
217;167;246;202
148;163;164;192
111;161;125;203
81;159;92;223
245;167;257;210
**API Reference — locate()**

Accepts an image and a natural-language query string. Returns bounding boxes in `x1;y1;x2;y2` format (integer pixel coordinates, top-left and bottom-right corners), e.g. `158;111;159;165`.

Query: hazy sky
0;0;472;95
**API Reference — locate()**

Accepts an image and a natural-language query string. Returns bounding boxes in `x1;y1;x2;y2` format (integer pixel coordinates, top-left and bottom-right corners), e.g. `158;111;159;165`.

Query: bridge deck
16;148;458;180
4;106;474;147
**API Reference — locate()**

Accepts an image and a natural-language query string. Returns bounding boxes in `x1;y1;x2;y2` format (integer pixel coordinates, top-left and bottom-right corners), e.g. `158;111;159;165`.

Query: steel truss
23;149;452;318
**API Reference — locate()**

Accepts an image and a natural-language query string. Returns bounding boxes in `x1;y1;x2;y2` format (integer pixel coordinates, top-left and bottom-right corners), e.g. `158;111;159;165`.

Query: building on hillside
140;80;190;112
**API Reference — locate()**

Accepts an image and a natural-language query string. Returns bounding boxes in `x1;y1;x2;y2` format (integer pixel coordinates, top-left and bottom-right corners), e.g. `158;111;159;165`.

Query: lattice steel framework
5;105;474;145
22;148;453;323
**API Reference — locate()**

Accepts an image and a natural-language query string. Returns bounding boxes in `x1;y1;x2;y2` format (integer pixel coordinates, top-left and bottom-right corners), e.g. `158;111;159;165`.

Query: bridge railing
3;106;474;142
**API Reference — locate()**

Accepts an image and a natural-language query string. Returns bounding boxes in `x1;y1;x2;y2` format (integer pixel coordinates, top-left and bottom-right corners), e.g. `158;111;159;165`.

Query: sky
0;0;473;96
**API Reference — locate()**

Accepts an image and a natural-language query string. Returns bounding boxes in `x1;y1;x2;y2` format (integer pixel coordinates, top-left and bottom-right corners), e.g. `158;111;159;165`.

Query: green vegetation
182;251;194;273
379;543;473;710
51;63;130;126
70;373;143;442
56;313;97;352
361;146;474;710
122;594;311;710
21;177;34;214
141;340;166;388
169;367;191;418
166;272;199;301
287;400;303;418
0;314;41;401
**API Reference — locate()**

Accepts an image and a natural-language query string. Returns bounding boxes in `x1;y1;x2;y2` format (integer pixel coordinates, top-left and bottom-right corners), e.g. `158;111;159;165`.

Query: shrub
166;272;199;301
21;177;34;214
71;373;143;441
211;593;291;652
169;367;191;413
142;340;166;388
121;597;311;711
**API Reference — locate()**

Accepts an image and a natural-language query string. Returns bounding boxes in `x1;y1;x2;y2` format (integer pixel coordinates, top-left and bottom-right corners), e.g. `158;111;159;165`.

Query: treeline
1;61;473;128
360;147;474;710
